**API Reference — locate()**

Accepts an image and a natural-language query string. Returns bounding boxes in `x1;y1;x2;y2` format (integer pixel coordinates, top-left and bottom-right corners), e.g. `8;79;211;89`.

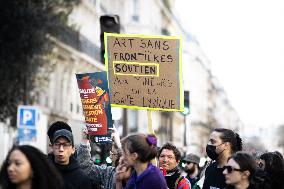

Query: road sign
17;105;38;127
18;128;37;142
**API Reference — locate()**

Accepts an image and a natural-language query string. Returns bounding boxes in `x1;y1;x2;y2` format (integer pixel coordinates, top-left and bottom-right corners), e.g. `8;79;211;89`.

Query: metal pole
183;115;187;146
122;108;128;137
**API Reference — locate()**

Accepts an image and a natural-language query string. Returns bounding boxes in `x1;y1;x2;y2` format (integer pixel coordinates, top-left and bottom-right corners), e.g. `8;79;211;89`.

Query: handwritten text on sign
105;34;182;111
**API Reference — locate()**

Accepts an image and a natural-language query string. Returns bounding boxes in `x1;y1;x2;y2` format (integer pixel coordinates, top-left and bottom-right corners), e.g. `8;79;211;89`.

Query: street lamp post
182;91;190;147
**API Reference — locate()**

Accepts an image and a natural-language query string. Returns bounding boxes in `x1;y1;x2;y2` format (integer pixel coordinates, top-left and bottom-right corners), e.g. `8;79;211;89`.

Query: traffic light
100;15;120;63
183;90;190;115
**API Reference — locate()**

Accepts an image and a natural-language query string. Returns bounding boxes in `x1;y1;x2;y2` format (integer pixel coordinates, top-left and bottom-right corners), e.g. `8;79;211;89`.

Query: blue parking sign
17;106;38;127
18;128;37;142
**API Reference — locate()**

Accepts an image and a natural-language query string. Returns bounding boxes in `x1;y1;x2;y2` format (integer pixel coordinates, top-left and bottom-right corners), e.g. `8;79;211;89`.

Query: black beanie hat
47;121;72;143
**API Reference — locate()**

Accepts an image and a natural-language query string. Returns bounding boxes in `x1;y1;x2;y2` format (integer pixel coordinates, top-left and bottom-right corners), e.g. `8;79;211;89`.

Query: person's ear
242;170;250;179
48;144;53;152
132;152;138;160
30;170;34;179
71;146;76;154
224;142;230;150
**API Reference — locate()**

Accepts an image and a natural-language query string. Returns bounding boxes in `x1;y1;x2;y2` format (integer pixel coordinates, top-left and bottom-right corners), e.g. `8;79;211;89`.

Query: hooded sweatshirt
49;154;93;189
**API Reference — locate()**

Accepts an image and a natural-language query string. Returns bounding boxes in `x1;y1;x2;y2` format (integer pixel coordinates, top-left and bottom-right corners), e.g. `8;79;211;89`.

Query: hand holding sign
109;125;121;149
81;127;90;144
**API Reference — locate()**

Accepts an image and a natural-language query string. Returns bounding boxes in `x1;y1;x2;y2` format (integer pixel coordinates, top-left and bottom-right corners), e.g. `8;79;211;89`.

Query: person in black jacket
202;128;243;189
48;122;93;189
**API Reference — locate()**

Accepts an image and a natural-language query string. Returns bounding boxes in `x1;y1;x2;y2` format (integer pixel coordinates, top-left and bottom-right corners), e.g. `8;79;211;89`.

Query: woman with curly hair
0;145;64;189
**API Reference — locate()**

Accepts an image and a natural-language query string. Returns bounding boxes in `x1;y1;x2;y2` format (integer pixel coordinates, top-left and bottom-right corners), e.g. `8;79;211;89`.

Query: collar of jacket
165;166;180;177
48;153;80;172
165;166;181;189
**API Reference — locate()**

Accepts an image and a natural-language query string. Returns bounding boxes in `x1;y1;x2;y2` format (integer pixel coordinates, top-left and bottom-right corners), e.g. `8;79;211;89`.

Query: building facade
0;0;243;163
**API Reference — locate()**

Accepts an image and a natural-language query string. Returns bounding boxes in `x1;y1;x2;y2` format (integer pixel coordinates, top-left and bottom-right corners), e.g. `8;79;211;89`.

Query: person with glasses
183;153;200;186
48;126;93;189
223;152;256;189
201;128;243;189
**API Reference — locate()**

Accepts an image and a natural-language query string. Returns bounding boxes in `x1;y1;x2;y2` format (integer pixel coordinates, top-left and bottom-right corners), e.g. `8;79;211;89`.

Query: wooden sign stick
147;110;155;135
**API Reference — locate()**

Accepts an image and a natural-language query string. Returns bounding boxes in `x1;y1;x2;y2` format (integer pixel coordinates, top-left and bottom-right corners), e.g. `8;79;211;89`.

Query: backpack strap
174;175;184;189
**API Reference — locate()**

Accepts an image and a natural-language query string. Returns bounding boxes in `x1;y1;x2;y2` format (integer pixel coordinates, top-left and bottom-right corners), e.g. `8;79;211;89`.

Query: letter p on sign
17;106;38;127
23;110;33;124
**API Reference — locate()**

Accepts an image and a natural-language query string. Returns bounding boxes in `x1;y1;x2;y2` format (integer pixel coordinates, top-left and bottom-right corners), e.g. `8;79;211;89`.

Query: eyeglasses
53;142;72;149
224;166;243;173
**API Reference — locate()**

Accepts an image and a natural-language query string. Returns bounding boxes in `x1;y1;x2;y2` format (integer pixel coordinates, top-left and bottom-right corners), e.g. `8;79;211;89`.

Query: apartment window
88;0;96;5
76;104;80;114
131;0;139;22
161;28;170;35
132;15;139;22
128;110;138;132
70;102;73;112
45;96;49;107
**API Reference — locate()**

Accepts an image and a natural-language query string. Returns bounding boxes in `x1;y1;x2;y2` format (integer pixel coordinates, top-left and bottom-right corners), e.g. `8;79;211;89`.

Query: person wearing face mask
202;128;243;189
183;153;200;186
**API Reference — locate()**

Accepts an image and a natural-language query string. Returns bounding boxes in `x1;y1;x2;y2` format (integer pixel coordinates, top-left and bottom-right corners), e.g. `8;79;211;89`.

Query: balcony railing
53;26;100;62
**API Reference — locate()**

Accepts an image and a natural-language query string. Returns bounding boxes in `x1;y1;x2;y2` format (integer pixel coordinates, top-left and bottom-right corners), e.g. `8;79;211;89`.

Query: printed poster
76;71;112;143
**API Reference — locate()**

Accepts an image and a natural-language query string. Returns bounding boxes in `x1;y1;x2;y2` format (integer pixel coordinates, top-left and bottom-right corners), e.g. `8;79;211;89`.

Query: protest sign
104;33;183;111
76;72;112;142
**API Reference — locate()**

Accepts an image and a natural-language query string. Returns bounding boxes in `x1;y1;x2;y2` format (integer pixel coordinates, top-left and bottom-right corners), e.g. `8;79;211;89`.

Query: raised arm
77;128;105;187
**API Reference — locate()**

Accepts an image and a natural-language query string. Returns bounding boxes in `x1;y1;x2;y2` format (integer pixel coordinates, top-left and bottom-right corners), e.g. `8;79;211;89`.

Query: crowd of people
0;121;283;189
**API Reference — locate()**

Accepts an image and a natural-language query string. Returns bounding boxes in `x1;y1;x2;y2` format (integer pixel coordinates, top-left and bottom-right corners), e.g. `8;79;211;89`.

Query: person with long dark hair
258;152;284;189
0;145;64;189
223;152;256;189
